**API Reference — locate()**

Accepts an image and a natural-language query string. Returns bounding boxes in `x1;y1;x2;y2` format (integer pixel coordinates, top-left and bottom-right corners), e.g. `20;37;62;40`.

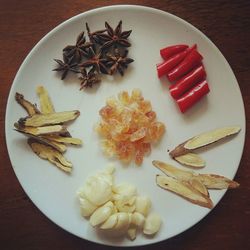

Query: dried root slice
188;178;209;196
156;175;213;209
175;153;205;168
153;160;239;190
41;135;82;145
36;85;55;114
170;126;241;157
15;92;40;116
14;123;67;136
28;139;72;173
18;110;80;127
196;174;240;189
153;160;193;181
15;128;67;153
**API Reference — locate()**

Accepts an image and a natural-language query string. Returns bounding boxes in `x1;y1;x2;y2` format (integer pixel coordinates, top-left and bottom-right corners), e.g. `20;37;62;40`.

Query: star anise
80;46;110;74
105;48;134;76
79;67;100;89
86;23;107;44
53;54;79;80
100;21;132;50
63;32;92;62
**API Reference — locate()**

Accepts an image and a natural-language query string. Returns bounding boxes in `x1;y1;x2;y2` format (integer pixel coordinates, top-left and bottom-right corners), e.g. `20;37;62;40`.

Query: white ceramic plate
5;5;245;247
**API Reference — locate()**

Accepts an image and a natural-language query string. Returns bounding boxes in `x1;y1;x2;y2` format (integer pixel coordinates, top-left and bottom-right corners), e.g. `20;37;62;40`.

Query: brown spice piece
63;31;92;63
53;54;79;80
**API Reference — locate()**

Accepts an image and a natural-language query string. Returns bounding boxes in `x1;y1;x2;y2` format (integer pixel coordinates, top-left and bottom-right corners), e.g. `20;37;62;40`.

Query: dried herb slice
156;175;213;209
15;92;40;116
14;123;67;136
36;86;55;114
28;139;72;173
18;110;80;127
15;129;67;153
41;135;82;145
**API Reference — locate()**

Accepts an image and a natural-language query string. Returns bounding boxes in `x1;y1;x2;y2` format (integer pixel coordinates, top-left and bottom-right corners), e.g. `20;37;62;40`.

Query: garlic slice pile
77;166;162;241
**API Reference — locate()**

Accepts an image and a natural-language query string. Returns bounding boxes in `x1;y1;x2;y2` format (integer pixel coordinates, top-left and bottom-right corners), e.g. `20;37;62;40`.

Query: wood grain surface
1;0;249;249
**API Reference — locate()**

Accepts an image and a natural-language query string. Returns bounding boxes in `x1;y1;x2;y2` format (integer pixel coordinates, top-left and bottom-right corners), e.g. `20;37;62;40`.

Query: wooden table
1;1;249;249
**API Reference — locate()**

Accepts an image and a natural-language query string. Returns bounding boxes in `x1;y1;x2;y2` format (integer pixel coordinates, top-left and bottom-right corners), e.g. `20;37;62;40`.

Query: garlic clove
79;197;98;217
143;213;162;235
135;196;151;216
114;212;130;231
127;226;137;241
115;196;136;213
100;213;118;229
83;177;112;206
89;204;113;227
113;183;137;197
131;212;145;228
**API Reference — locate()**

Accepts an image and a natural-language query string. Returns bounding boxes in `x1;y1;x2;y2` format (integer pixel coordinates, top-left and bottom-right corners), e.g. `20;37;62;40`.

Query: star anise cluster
53;21;134;90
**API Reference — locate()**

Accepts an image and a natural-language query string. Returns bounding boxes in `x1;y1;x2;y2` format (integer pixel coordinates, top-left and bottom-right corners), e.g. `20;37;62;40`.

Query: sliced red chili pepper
176;80;210;113
160;44;188;60
169;65;206;99
157;45;197;78
167;49;203;82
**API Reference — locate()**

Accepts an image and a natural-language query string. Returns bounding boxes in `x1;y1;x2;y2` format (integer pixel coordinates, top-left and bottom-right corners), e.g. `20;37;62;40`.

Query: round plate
5;5;245;247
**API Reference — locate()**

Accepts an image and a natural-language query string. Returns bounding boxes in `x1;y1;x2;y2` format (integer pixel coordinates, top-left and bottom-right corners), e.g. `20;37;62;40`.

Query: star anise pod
79;67;100;89
105;48;134;76
63;31;92;62
86;23;107;44
53;54;79;80
80;46;110;74
100;21;132;50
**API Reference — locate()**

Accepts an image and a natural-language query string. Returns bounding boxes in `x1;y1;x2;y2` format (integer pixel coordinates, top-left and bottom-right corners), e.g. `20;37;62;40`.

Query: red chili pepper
157;45;197;78
169;65;206;99
160;44;188;60
176;80;210;113
167;49;203;82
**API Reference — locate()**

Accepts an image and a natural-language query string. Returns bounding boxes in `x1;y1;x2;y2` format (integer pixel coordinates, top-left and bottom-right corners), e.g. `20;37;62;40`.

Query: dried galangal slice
28;139;72;173
18;110;80;127
170;126;241;158
14;123;67;136
14;87;82;172
36;85;55;114
156;175;213;209
153;160;239;190
174;153;205;168
41;135;82;145
15;92;40;116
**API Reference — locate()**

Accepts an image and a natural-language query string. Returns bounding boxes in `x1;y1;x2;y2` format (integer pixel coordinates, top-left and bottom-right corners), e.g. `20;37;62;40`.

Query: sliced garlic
143;213;162;235
131;212;145;228
79;197;98;217
89;203;113;227
135;196;151;216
